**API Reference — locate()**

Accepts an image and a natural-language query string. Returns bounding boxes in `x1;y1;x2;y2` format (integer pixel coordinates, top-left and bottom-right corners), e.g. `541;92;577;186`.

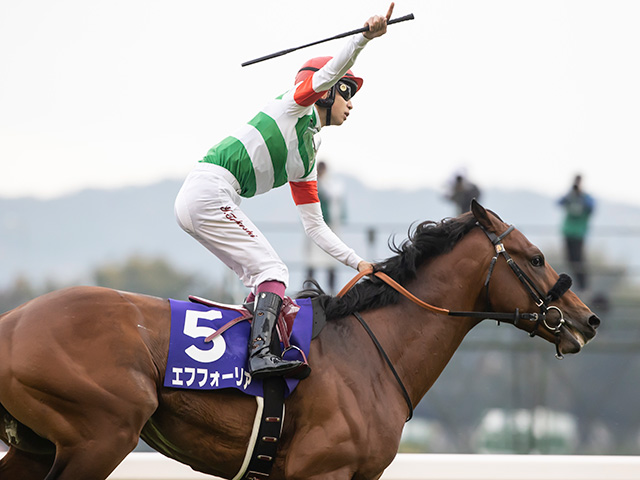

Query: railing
105;453;640;480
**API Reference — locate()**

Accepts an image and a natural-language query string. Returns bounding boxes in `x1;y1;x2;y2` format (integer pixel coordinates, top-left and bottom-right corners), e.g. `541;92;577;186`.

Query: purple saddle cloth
164;297;313;398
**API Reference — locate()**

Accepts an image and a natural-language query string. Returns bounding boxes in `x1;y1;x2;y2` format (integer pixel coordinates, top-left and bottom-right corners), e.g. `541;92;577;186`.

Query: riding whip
241;13;415;67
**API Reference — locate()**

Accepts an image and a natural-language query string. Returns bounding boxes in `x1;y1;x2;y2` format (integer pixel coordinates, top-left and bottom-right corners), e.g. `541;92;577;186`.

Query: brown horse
0;201;599;479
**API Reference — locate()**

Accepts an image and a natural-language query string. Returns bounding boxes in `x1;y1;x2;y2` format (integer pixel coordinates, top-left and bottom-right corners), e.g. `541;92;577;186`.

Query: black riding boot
248;292;306;379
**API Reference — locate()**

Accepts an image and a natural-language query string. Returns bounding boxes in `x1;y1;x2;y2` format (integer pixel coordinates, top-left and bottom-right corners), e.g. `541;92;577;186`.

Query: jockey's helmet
294;56;363;110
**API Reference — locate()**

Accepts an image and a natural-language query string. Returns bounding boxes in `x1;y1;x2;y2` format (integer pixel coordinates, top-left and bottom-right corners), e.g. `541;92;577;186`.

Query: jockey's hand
363;2;394;40
357;261;376;274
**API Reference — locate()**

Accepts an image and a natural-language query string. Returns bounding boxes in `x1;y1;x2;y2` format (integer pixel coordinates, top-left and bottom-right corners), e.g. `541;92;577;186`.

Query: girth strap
243;377;286;479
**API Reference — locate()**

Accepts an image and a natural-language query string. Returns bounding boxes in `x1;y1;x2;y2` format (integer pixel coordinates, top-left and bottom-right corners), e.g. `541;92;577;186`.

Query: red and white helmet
295;56;363;109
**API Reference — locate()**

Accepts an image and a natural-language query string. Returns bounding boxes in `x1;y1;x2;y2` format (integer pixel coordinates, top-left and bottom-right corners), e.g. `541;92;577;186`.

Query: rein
338;223;572;422
338;268;544;325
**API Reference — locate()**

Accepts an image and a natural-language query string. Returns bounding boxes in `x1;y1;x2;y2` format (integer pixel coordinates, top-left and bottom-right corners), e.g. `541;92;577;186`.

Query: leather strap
336;268;372;297
243;377;285;479
372;271;450;315
352;312;413;422
338;268;449;315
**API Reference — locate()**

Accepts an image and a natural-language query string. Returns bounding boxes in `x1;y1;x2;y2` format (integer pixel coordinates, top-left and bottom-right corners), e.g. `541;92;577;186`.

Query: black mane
297;213;480;320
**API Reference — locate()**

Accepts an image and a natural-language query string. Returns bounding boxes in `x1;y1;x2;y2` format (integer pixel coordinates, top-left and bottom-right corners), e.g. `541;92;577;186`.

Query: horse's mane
297;212;481;320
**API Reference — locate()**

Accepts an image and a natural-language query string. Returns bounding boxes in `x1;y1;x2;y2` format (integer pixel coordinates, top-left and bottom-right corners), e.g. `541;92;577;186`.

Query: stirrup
249;354;305;380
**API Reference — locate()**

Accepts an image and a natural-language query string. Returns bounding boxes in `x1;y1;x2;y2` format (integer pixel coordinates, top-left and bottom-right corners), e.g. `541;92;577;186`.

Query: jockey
174;4;394;380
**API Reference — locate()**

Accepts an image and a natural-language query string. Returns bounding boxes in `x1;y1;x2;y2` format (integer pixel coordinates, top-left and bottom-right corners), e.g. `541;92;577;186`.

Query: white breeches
174;163;289;289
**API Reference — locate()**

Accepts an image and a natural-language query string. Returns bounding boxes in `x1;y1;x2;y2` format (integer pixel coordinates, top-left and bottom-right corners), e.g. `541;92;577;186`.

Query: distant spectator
558;174;595;291
447;174;481;215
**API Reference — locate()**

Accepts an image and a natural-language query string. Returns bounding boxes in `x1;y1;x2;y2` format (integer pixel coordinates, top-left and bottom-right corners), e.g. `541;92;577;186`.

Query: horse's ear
471;199;492;230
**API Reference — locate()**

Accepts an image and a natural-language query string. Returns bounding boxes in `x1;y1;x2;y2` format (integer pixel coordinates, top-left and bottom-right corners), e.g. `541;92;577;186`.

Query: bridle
475;224;570;350
338;222;573;422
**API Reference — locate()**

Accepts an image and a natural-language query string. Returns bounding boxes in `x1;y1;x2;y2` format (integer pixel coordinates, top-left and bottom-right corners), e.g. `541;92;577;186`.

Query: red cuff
290;181;319;205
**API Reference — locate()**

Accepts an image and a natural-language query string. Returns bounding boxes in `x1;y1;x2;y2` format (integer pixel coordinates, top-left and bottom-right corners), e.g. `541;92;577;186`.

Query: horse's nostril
588;315;601;329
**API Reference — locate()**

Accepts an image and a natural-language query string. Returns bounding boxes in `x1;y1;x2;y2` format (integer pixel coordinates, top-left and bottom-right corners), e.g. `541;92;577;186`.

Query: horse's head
470;199;599;357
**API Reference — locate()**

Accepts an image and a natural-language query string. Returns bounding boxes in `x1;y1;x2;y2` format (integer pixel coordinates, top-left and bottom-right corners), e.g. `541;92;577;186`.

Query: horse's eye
531;255;545;267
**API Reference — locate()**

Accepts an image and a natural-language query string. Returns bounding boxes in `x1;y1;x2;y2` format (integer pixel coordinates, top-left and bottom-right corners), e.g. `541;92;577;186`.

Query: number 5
183;309;227;363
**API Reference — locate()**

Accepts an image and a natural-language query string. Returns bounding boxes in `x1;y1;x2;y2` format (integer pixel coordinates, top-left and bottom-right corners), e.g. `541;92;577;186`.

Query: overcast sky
2;0;639;207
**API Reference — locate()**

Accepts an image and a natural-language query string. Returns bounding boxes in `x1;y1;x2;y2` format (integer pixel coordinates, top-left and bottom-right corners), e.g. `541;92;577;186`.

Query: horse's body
0;202;599;479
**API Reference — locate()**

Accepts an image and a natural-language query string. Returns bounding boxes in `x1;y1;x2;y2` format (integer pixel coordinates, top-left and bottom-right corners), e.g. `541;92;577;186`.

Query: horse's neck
373;254;488;406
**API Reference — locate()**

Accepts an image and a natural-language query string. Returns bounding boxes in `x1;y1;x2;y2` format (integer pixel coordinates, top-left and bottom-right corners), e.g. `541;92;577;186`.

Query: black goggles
335;80;357;101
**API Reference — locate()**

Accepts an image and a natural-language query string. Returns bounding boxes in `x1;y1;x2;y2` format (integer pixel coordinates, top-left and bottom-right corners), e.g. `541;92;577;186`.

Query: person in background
558;174;595;291
174;5;394;380
447;173;481;215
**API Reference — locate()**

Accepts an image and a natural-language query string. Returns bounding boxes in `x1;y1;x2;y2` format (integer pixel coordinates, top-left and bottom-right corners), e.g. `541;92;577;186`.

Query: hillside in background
1;175;639;295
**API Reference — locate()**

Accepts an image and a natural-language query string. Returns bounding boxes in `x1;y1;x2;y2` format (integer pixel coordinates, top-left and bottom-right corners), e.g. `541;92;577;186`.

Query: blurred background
2;0;639;457
1;168;638;455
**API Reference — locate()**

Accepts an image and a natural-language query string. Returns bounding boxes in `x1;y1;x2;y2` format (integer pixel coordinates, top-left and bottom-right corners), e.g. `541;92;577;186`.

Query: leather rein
338;223;572;422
